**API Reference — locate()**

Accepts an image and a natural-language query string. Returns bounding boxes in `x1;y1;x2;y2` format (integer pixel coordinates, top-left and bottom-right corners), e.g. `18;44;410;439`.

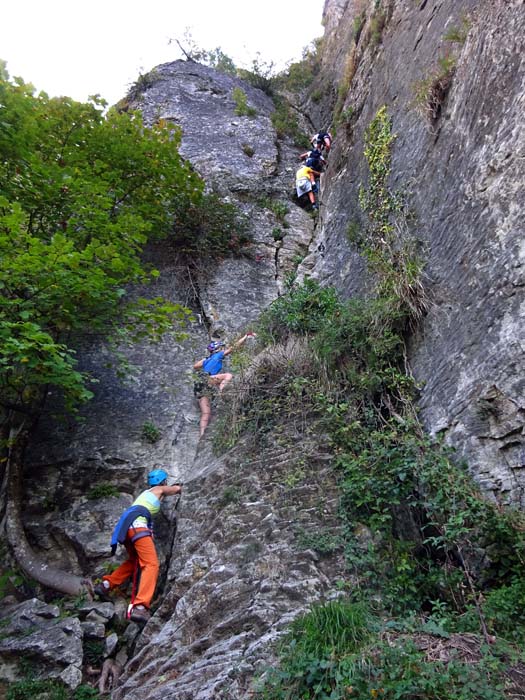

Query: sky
1;0;325;106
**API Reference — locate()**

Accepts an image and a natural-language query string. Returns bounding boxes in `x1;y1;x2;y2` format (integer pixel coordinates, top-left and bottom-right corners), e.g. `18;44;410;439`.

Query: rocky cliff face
15;60;343;698
25;59;317;545
301;0;525;505
7;1;524;697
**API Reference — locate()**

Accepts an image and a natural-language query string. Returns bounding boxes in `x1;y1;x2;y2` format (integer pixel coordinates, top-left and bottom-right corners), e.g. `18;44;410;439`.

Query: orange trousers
103;527;159;609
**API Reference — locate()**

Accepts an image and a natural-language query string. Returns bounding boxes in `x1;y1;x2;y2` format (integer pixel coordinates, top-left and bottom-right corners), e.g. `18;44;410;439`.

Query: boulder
0;599;83;688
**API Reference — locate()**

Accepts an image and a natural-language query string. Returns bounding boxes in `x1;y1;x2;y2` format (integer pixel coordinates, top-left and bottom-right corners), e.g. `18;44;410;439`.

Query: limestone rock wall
18;60;340;698
301;0;525;504
12;3;525;696
113;433;345;700
25;60;315;571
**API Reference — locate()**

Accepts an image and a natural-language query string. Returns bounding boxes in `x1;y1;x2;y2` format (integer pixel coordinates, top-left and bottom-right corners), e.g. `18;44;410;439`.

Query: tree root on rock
98;659;123;694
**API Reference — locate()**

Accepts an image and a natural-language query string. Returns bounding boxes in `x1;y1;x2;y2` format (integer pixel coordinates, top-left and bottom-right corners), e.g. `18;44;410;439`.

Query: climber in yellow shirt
93;468;182;624
295;164;322;210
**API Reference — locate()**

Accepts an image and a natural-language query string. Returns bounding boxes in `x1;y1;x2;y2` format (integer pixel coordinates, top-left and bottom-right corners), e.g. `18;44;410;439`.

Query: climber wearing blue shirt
193;332;255;437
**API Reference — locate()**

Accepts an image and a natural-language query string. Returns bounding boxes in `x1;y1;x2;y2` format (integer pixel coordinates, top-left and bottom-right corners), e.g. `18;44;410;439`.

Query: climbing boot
94;581;112;602
130;605;151;624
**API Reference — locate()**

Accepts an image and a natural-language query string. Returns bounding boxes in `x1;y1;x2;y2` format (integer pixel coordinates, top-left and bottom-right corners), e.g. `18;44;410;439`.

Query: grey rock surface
113;427;345;700
301;0;525;503
25;60;315;576
136;60;314;337
17;4;525;696
22;58;323;699
0;599;83;688
139;62;276;192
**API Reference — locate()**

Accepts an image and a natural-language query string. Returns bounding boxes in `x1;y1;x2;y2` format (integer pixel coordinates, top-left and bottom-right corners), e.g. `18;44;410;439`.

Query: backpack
312;132;331;149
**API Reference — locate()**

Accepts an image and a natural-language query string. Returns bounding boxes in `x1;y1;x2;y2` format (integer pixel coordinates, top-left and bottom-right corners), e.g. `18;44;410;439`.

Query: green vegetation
7;678;68;700
297;528;341;555
259;278;339;343
444;15;471;44
87;483;119;500
352;12;366;42
0;62;204;420
168;31;237;76
219;485;243;508
83;639;105;666
258;603;519;700
203;47;237;75
216;106;525;699
339;105;355;127
333;1;394;128
412;55;457;123
236;53;275;95
370;7;387;46
280;40;323;92
259;198;290;228
6;677;99;700
173;191;250;258
0;565;24;600
126;69;159;101
269;201;289;225
333;48;358;129
141;420;162;443
0;63;249;593
270;95;307;146
73;688;99;700
358;106;428;323
232;87;257;117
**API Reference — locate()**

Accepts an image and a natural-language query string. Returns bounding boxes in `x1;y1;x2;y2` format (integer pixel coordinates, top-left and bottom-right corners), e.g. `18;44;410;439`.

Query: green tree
206;47;237;75
0;64;202;594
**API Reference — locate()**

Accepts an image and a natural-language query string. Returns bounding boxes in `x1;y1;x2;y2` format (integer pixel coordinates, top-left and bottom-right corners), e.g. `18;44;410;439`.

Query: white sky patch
1;0;324;105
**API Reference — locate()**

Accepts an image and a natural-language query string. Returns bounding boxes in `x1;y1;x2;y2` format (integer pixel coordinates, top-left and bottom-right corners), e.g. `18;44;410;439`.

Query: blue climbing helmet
207;340;226;353
148;468;168;486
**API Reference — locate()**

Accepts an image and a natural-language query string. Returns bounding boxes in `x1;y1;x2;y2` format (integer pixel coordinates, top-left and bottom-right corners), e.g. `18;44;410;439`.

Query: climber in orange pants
102;529;159;610
93;468;182;624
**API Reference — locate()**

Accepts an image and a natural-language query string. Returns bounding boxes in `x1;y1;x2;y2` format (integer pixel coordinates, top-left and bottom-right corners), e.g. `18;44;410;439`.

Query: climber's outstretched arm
224;332;256;357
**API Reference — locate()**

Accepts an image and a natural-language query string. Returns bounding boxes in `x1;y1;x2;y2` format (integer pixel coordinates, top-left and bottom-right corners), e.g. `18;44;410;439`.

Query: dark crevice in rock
274;241;282;282
291;101;316;133
186;266;213;335
154;499;181;609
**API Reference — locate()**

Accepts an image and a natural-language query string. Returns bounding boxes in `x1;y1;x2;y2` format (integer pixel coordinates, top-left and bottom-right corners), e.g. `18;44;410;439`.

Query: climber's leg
198;396;211;436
